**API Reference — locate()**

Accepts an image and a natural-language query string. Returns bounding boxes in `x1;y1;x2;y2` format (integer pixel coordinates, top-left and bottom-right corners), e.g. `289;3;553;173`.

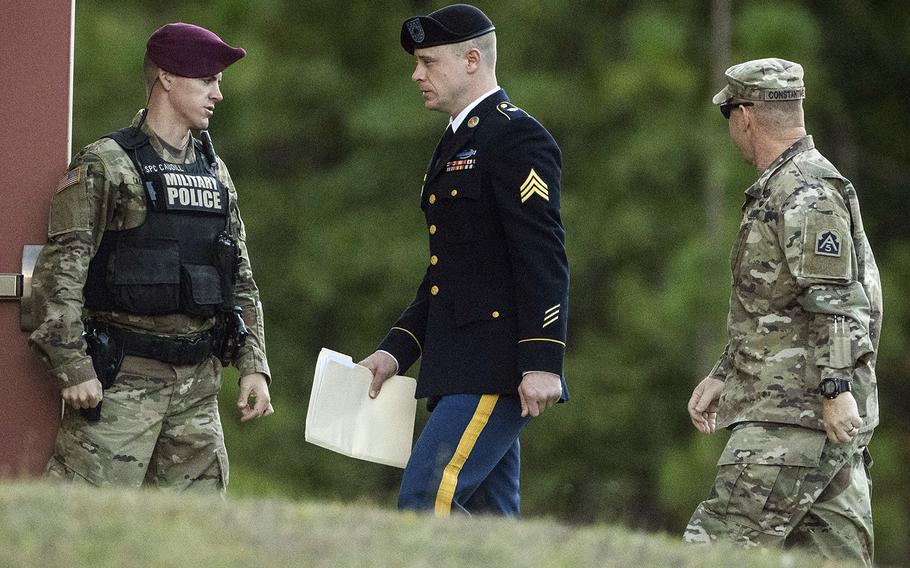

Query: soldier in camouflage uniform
29;23;272;491
684;59;882;566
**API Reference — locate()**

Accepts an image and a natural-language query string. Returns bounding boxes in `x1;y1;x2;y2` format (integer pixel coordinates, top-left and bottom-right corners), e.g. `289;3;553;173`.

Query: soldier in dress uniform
684;58;882;566
29;23;273;490
360;4;569;516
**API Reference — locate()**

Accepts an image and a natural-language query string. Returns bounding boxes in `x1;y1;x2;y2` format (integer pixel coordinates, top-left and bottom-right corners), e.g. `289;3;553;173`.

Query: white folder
305;348;417;468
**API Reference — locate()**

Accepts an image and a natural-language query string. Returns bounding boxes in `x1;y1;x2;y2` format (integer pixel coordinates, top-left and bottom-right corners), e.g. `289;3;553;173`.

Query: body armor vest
84;127;231;317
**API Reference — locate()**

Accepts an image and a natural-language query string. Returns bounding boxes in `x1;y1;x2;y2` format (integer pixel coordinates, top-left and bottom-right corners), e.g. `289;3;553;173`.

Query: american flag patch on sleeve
56;167;81;193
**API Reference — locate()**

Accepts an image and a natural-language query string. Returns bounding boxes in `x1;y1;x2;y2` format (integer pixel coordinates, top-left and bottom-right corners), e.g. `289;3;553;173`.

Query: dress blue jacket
379;89;569;400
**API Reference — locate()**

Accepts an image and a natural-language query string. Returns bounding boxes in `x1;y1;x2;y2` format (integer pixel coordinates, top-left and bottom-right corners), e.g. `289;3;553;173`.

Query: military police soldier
359;4;569;516
684;58;882;565
29;23;273;490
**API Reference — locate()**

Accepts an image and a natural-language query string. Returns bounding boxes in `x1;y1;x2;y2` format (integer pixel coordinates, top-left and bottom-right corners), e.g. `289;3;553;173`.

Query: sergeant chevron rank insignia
520;168;549;203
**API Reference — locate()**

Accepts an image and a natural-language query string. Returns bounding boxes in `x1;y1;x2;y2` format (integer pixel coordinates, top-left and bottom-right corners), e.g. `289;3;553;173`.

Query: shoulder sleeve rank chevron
489;116;568;375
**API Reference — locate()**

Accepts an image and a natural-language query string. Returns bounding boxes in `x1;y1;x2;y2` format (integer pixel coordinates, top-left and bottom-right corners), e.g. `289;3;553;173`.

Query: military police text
164;172;223;210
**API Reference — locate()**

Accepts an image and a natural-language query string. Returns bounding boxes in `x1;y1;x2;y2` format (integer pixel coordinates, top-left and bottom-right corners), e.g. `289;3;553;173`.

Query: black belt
96;322;216;365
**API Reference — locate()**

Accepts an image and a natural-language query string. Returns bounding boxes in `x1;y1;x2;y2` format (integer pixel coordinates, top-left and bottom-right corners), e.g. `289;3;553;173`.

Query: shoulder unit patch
816;230;841;257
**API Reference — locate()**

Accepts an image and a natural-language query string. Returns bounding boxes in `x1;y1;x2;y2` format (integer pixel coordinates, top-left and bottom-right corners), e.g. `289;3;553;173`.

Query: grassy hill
0;482;832;567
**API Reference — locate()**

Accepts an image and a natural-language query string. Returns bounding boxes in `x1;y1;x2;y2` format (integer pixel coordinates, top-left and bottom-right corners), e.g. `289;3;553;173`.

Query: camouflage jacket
29;111;270;389
710;136;882;432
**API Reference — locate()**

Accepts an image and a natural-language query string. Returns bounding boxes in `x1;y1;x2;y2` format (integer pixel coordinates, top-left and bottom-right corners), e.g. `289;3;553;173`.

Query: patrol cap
146;23;246;78
401;4;495;55
712;58;805;104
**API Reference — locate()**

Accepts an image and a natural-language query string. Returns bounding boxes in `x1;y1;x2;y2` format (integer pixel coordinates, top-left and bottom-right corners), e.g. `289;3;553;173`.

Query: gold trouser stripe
518;337;567;347
434;394;499;517
391;327;422;353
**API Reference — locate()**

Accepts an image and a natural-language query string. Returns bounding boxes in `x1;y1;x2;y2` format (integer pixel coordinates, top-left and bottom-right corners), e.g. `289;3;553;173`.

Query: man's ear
740;105;755;130
465;47;481;73
158;69;174;91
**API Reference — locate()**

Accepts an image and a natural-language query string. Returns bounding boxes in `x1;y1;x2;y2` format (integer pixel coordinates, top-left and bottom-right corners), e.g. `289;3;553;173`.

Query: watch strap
819;377;851;399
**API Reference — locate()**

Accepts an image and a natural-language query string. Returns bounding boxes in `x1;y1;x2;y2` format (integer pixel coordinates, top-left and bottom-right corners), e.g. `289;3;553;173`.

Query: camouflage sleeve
779;178;875;380
708;342;733;380
28;151;116;390
219;160;271;382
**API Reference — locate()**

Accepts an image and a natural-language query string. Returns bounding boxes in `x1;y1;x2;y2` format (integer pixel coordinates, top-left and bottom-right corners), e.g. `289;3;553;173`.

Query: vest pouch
180;264;223;316
107;238;181;314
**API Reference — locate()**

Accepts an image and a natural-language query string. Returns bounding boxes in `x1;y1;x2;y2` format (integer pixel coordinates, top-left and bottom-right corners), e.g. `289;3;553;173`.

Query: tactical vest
84;127;231;317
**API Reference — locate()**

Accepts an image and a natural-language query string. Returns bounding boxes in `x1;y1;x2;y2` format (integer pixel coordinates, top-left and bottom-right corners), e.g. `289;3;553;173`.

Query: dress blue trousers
398;394;531;516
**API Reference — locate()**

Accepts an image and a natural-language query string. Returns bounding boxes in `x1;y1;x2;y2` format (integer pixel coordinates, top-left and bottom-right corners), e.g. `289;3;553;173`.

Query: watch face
821;380;837;396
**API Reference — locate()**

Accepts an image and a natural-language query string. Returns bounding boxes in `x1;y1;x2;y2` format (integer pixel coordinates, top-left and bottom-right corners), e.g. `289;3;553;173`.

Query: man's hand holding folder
360;351;400;399
305;348;417;468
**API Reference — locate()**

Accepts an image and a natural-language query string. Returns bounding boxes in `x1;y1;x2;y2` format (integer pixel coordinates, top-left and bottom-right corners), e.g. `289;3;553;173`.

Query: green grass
0;482;831;568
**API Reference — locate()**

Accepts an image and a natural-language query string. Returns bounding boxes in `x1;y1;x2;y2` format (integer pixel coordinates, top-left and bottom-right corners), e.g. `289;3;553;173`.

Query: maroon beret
146;22;246;78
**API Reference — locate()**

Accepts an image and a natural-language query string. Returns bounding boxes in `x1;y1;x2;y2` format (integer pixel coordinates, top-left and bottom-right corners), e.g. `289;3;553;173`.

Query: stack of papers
305;348;417;468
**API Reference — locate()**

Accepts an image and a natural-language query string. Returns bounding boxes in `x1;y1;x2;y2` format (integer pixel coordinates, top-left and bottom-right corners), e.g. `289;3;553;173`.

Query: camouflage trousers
46;354;229;492
684;422;873;566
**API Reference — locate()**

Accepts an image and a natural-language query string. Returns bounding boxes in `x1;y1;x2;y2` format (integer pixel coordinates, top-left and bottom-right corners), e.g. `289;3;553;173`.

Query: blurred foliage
71;0;909;563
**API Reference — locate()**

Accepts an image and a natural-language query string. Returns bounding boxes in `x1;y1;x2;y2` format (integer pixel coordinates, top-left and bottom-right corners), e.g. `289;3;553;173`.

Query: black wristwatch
818;378;851;399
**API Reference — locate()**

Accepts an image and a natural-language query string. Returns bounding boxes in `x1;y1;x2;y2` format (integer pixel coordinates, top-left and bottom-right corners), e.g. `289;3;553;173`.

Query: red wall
0;2;73;475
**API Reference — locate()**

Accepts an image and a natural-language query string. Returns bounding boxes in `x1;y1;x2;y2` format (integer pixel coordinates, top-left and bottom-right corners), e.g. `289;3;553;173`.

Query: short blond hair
452;31;497;72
